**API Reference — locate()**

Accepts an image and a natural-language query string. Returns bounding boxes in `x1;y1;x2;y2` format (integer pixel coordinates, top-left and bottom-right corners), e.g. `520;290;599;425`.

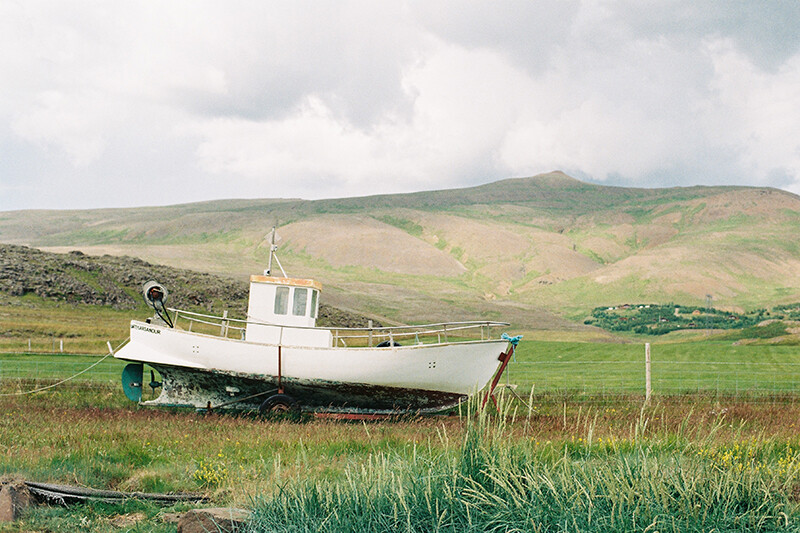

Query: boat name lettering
132;324;162;334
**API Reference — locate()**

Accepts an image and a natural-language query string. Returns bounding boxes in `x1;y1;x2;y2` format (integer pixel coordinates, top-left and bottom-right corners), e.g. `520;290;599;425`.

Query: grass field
6;175;800;529
0;299;133;354
3;302;800;530
510;340;800;396
1;383;800;532
3;338;800;398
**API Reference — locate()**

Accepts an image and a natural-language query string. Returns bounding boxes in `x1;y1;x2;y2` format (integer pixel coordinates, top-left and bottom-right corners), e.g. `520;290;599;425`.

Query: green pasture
509;340;800;396
2;339;800;531
0;298;133;354
0;353;126;385
2;338;800;401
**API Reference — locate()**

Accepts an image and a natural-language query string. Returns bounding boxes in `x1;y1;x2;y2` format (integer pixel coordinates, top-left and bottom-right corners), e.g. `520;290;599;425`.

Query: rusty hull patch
144;365;466;414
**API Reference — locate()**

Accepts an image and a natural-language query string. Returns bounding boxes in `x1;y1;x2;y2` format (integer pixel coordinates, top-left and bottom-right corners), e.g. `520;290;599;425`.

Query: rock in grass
177;507;250;533
161;511;185;524
0;481;34;522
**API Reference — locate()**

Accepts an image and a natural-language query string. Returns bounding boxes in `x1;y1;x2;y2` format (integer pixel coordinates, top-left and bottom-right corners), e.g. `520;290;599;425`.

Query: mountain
3;171;800;329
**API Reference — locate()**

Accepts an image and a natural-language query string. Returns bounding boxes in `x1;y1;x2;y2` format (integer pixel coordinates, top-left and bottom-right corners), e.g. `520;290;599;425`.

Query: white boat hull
115;320;510;413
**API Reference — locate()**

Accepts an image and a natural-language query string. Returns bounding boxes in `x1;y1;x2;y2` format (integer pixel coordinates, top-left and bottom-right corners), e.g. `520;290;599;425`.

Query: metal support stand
481;343;516;410
277;345;284;394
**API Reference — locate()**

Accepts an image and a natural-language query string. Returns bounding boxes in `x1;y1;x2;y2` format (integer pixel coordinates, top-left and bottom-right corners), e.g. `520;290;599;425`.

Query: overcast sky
2;1;799;211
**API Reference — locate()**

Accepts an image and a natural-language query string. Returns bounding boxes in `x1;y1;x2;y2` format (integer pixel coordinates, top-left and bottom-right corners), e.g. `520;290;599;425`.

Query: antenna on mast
264;226;287;278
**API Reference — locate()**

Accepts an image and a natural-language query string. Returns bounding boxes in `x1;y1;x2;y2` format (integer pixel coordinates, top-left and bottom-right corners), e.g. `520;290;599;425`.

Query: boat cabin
245;275;331;346
247;275;321;328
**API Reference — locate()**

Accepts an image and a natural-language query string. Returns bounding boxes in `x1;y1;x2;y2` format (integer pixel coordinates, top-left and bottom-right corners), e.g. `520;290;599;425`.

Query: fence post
28;339;31;352
645;343;652;403
60;339;63;353
220;310;228;337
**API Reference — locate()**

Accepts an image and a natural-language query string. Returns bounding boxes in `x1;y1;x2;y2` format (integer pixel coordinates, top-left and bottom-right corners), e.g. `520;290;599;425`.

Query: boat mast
264;226;287;277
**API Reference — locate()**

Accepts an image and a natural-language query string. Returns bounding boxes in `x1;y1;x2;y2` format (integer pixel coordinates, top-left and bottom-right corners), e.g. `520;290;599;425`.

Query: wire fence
504;360;800;397
2;352;799;399
2;338;76;354
0;356;125;385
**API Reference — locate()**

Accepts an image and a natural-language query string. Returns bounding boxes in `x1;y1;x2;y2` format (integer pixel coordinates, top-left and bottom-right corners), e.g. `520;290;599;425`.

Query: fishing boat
114;233;517;415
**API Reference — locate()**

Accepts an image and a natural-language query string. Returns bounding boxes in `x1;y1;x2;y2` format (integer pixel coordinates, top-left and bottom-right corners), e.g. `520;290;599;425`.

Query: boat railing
170;308;248;339
167;308;509;347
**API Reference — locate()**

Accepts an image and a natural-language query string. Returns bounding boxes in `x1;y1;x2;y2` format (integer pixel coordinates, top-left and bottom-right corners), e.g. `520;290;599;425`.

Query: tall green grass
247;402;800;532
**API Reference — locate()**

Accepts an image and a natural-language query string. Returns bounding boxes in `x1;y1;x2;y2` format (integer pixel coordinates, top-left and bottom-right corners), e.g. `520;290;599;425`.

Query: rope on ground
0;339;128;397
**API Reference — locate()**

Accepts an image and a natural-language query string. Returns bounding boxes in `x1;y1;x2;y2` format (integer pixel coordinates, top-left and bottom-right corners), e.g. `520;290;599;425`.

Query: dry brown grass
279;215;466;276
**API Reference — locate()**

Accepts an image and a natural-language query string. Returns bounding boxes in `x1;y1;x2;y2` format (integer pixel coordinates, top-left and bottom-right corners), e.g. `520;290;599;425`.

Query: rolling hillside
3;171;800;329
0;244;378;328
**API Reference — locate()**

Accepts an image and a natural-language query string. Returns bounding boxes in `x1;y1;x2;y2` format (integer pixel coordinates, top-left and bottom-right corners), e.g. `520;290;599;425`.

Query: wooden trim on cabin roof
249;275;323;291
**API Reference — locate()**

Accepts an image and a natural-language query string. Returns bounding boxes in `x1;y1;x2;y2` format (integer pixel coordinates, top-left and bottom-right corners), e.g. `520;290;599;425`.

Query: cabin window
292;288;308;316
274;286;289;315
310;290;318;319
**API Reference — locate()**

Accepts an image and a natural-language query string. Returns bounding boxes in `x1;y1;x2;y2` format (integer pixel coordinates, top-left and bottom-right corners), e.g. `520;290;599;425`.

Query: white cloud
194;97;378;190
1;1;800;210
11;91;106;166
192;40;538;198
700;39;800;189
